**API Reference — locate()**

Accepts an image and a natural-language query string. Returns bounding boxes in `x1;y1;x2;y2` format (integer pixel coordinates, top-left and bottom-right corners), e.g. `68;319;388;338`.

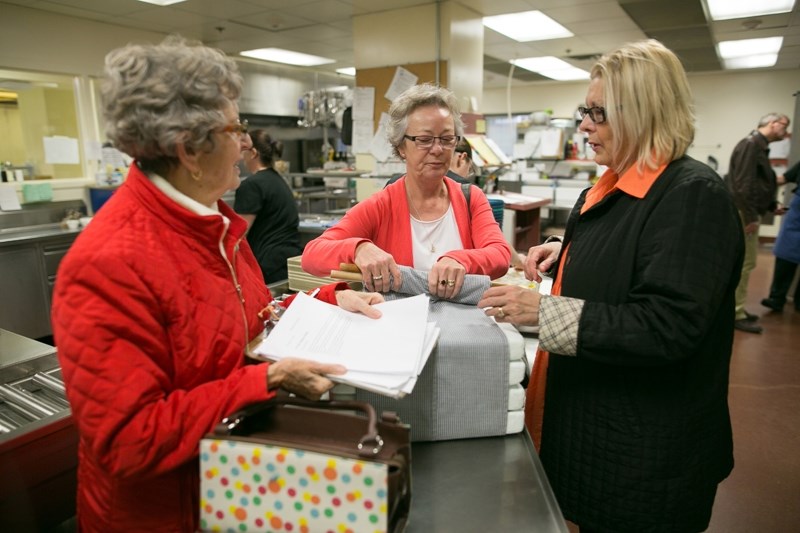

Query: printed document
253;292;436;397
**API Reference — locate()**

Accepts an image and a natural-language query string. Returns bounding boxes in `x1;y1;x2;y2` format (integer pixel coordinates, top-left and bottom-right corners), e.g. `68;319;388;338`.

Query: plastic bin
89;187;117;213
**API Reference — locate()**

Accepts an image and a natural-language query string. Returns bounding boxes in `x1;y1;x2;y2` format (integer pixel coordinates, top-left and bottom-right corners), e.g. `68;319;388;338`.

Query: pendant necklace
408;184;448;253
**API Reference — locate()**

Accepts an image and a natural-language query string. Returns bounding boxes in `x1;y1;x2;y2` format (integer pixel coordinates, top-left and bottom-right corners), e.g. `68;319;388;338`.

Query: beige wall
0;105;25;165
354;5;440;70
444;2;484;112
0;4;165;77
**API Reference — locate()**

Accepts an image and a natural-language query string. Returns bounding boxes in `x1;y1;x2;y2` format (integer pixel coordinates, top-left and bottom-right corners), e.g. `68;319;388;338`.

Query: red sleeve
280;282;351;307
52;255;275;479
300;197;385;276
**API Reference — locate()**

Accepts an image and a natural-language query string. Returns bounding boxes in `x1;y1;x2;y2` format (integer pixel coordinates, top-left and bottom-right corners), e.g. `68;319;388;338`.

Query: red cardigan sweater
302;176;510;279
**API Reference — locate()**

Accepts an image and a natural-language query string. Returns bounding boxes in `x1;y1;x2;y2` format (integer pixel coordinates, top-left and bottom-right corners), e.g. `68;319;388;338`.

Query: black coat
540;156;743;533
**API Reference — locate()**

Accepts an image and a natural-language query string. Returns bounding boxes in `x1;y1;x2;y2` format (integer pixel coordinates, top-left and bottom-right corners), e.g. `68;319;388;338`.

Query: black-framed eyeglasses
403;134;460;149
577;106;607;124
220;119;249;137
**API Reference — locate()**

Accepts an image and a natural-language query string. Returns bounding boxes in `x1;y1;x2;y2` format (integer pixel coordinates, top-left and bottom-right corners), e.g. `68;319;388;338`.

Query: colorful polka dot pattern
200;438;389;533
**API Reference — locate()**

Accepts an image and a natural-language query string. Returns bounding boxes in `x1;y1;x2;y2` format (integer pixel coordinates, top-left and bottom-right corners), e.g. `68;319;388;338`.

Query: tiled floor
566;244;800;532
707;244;800;532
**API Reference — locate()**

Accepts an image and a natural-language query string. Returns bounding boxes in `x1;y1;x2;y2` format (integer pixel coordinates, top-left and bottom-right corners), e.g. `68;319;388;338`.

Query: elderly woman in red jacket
51;37;382;533
301;83;509;298
479;40;742;533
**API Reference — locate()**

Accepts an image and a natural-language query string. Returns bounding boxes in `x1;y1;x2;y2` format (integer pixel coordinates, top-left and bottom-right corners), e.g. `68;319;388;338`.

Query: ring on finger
439;280;448;287
446;279;455;287
373;274;383;280
498;307;506;319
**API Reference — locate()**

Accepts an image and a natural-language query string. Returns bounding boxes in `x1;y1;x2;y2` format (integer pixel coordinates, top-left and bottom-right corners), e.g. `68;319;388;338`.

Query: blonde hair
591;39;695;173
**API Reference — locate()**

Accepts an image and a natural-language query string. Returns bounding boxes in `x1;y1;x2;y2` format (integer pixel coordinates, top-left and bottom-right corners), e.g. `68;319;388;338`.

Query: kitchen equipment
0;328;77;531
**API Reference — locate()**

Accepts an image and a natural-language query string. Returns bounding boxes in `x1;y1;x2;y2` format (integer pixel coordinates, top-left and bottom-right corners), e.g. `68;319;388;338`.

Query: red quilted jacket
51;165;341;532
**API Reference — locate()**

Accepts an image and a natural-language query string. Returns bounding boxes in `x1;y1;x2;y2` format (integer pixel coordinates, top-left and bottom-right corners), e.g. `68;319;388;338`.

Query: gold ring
440;280;447;287
498;307;505;319
372;274;383;280
447;280;455;287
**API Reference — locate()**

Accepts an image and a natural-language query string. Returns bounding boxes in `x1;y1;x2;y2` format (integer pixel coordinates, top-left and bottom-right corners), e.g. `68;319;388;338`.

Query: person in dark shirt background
235;129;303;283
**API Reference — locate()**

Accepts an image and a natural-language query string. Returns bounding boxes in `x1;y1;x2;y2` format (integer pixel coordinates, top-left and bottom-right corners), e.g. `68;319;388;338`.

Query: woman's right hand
267;358;346;400
524;241;562;282
354;242;402;292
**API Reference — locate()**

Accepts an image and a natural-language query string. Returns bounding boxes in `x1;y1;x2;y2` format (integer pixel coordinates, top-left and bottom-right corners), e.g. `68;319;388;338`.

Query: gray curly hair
386;83;464;159
101;35;242;174
758;113;789;127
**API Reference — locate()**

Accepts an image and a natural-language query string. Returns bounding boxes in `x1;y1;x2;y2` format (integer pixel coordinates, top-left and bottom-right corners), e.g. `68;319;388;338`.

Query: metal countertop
408;430;567;532
0;223;81;246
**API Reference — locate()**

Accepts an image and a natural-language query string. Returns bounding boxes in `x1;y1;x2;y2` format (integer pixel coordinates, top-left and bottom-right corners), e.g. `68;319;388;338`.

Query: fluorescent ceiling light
135;0;188;6
718;37;782;69
723;54;779;69
483;10;573;42
240;48;335;67
336;67;356;76
705;0;795;21
718;36;783;58
511;56;590;81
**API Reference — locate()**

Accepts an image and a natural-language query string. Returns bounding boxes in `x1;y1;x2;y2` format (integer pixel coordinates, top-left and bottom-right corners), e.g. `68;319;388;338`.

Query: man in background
726;112;790;333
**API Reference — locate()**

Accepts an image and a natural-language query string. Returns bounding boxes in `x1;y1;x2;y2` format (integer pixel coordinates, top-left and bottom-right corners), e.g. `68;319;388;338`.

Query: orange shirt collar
582;161;667;213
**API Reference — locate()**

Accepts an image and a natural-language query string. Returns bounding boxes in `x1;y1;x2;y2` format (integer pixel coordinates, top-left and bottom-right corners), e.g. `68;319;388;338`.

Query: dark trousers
767;256;800;308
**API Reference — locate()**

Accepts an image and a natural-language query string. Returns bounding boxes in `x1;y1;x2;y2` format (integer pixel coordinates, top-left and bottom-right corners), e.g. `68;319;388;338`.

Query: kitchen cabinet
0;232;78;340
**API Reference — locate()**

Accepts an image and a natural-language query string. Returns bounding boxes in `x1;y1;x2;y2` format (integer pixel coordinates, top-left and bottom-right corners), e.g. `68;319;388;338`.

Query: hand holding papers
253;293;437;398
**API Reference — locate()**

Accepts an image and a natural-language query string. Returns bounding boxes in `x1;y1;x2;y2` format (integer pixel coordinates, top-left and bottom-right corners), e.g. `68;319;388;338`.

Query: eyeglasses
219;119;249;138
577;106;607;124
775;120;789;128
403;134;460;149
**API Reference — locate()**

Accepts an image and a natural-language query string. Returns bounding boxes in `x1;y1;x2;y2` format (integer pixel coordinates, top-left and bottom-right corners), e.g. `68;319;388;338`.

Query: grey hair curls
758;113;789;128
101;35;243;173
386;83;464;158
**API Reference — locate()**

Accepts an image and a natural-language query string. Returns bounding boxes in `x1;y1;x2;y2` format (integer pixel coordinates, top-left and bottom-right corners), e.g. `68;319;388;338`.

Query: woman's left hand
429;257;466;299
478;285;541;326
335;289;385;319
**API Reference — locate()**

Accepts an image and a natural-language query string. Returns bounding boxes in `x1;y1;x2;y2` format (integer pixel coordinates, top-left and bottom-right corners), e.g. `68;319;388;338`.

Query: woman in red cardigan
52;37;382;532
302;83;509;298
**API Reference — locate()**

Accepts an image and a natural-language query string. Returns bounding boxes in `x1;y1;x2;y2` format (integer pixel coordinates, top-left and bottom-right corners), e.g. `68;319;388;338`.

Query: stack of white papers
253;292;438;399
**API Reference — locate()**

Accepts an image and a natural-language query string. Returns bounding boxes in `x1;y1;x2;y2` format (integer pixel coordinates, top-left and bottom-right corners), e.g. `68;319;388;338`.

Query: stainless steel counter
408;430;567;532
0;222;81;246
0;329;77;531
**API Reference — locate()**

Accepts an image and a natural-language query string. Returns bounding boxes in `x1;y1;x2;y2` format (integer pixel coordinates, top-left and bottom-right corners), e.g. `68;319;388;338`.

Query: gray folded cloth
356;266;510;441
390;265;490;305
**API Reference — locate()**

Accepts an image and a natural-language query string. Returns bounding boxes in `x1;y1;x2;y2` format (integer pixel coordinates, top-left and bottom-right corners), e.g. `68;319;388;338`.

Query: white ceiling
2;0;799;88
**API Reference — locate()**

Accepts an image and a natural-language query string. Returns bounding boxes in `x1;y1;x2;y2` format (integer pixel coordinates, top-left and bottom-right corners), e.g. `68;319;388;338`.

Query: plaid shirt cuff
539;295;584;356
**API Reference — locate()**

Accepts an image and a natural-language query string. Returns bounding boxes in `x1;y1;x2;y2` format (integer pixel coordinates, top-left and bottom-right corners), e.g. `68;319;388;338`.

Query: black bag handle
213;397;385;457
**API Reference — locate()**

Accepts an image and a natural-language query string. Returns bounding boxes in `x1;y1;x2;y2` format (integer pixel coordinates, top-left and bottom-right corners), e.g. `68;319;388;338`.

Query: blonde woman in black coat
479;40;743;533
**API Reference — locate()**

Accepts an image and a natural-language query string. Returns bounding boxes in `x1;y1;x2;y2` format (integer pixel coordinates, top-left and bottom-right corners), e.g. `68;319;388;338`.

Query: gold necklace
407;184;448;253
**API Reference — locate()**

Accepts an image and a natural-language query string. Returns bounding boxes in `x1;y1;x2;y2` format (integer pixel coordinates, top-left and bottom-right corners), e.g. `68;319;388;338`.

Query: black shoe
761;298;784;312
734;319;763;334
743;310;759;322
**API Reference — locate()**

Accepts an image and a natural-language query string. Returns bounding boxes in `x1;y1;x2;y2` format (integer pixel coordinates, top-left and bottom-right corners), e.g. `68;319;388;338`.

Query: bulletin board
356;61;448;132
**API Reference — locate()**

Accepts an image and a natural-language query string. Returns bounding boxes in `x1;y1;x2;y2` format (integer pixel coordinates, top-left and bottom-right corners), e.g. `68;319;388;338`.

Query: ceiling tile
5;0;798;87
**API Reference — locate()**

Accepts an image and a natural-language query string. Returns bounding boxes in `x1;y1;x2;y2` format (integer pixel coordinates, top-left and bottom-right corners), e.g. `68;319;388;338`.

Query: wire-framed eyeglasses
403;134;461;149
219;119;249;138
577;106;607;124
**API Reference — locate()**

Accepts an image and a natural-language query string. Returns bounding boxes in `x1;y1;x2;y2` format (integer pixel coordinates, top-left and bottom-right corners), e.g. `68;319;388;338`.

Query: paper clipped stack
253;292;438;399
